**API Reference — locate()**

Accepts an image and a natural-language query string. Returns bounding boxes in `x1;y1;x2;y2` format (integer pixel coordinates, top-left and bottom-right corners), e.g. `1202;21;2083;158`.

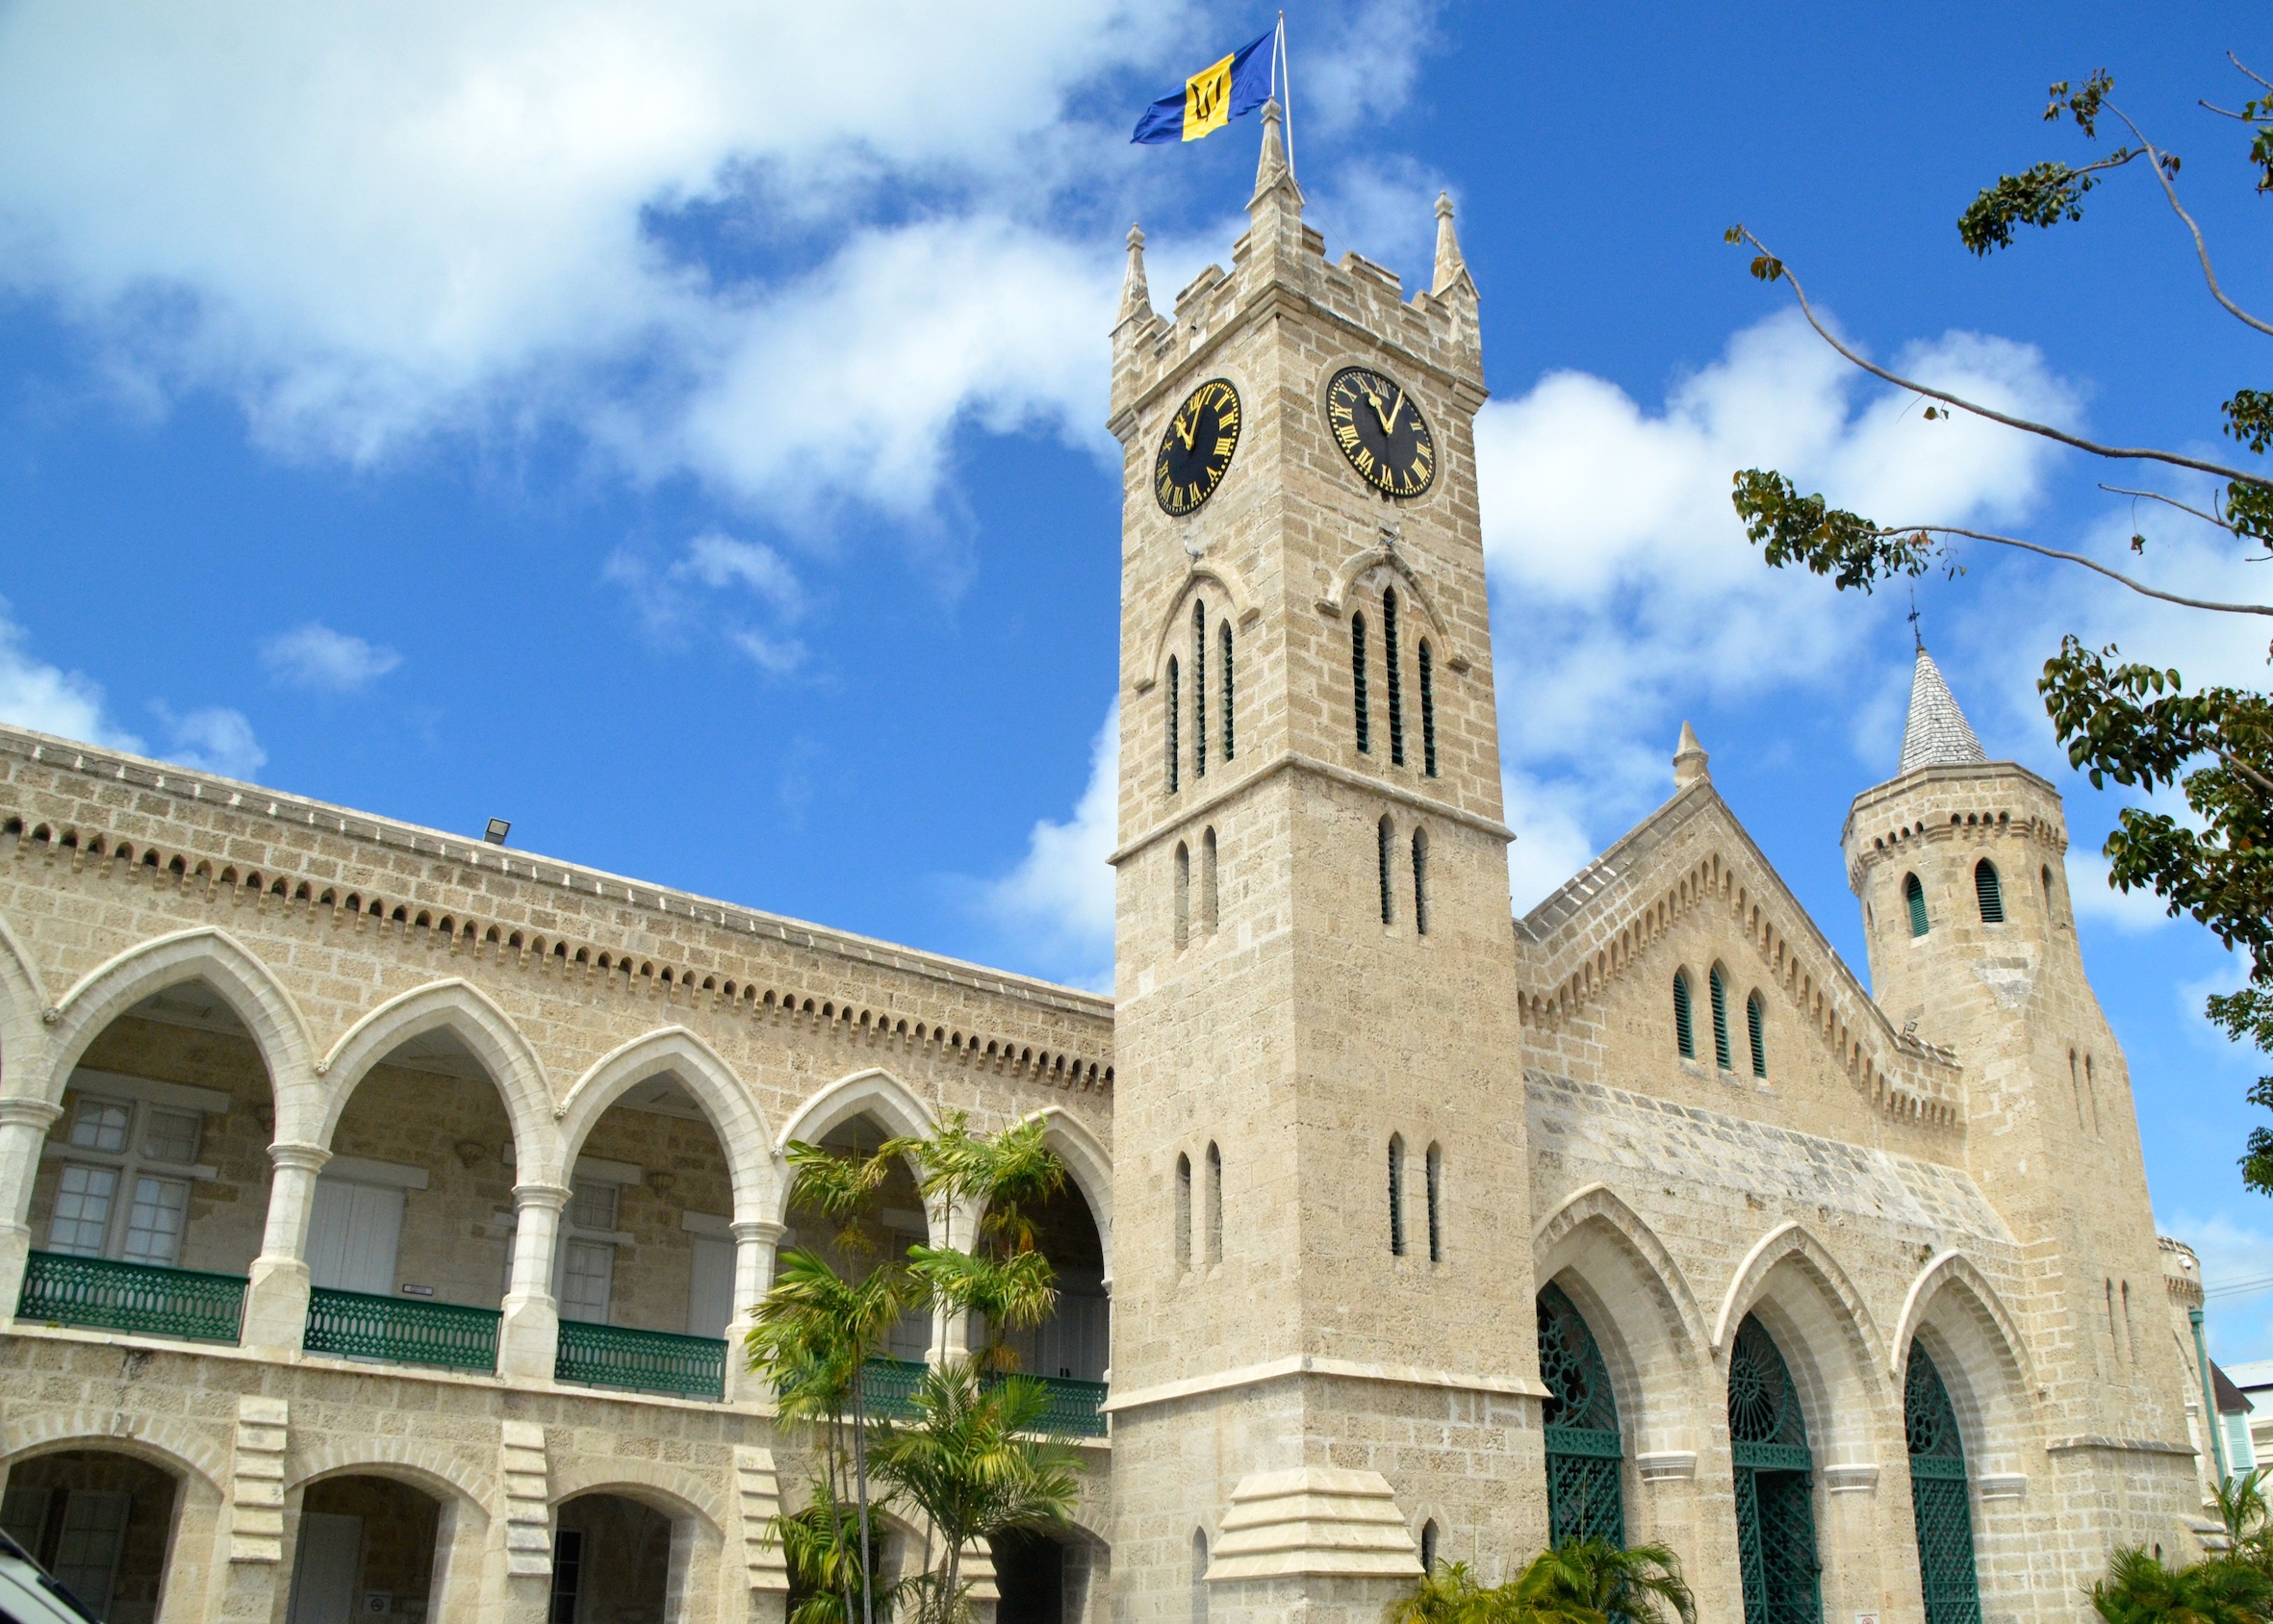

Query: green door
1728;1314;1822;1624
1905;1346;1981;1624
1537;1282;1625;1545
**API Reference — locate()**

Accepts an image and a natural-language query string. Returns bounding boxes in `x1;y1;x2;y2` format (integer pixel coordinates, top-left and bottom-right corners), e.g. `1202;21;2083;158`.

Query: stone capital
0;1097;63;1131
511;1181;573;1212
732;1219;787;1246
266;1141;331;1175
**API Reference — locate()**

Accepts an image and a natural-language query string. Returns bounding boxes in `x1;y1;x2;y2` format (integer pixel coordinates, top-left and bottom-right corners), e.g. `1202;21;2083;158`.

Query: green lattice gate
1537;1282;1624;1545
1728;1315;1822;1624
1905;1347;1981;1624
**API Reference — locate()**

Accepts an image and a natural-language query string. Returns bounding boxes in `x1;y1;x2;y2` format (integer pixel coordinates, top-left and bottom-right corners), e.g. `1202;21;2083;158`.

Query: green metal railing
303;1288;499;1372
859;1357;927;1420
15;1251;246;1343
556;1320;726;1401
1025;1374;1109;1439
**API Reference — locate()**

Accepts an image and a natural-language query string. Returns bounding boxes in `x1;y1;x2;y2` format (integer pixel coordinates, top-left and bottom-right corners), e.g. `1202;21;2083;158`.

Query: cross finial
1907;589;1924;653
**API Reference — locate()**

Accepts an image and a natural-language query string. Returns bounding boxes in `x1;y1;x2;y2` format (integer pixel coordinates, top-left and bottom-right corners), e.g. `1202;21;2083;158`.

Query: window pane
66;1098;130;1155
568;1180;618;1232
46;1164;118;1256
122;1176;190;1265
142;1107;202;1165
560;1239;614;1322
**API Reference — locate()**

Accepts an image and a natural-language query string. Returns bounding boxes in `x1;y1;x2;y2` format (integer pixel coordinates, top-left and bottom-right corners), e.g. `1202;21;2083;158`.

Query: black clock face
1154;378;1241;517
1325;366;1436;497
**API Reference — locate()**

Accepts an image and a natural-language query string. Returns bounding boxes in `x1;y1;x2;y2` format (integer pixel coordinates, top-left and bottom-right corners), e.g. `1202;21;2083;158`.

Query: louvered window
1412;827;1429;936
1377;816;1394;926
1673;972;1695;1057
1905;873;1928;937
1418;641;1437;776
1747;992;1767;1078
1425;1143;1443;1262
1166;657;1180;794
1352;614;1369;753
1710;968;1731;1071
1388;1134;1406;1256
1385;588;1405;766
1193;602;1207;778
1220;622;1235;761
1975;860;2003;924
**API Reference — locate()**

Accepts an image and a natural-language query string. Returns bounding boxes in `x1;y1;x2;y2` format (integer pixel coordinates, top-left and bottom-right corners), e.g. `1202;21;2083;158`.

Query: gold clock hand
1384;389;1405;434
1176;411;1196;451
1366;390;1393;433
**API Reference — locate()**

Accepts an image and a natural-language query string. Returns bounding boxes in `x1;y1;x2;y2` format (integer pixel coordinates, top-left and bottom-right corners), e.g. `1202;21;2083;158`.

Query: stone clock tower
1104;105;1546;1624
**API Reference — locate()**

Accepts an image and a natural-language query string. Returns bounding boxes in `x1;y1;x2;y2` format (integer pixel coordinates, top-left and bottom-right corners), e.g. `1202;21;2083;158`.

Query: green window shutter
1905;873;1929;937
1747;992;1767;1078
1710;969;1731;1071
1974;861;2003;924
1673;974;1694;1058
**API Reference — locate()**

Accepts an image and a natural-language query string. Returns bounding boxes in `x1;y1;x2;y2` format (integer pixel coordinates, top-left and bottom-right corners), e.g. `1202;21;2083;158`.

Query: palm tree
1383;1561;1515;1624
1511;1539;1695;1624
2090;1547;2273;1624
869;1359;1083;1624
2214;1468;2273;1568
886;1112;1067;1372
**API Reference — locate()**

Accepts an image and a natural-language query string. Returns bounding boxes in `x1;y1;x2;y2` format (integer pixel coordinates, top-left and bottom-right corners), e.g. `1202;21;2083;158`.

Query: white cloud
982;703;1119;989
261;622;402;692
1475;309;2078;896
677;534;802;617
2065;849;2182;934
0;597;142;751
609;527;809;673
151;703;267;780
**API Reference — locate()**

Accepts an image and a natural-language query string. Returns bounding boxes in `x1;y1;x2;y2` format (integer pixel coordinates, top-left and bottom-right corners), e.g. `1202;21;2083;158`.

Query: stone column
722;1219;785;1405
498;1181;570;1381
241;1141;329;1353
0;1097;61;1328
929;1195;980;1364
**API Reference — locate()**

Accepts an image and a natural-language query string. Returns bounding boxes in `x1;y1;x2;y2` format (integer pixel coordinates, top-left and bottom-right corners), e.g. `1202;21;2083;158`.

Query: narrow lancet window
1412;826;1429;936
1377;815;1394;926
1904;872;1928;937
1201;826;1219;935
1175;1153;1192;1271
1710;966;1731;1070
1418;640;1437;776
1205;1143;1223;1264
1384;587;1405;766
1193;601;1208;778
1166;656;1181;794
1220;621;1236;761
1388;1134;1406;1256
1174;841;1190;952
1425;1142;1443;1262
1975;859;2004;924
1352;613;1370;753
1673;972;1695;1058
1747;991;1767;1078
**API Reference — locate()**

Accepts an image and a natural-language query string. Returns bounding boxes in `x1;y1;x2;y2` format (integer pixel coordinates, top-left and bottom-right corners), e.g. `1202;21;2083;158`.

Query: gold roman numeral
1214;437;1235;457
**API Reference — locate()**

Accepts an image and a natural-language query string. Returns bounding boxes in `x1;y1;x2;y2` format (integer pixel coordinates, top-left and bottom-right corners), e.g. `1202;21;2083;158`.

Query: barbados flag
1131;29;1278;144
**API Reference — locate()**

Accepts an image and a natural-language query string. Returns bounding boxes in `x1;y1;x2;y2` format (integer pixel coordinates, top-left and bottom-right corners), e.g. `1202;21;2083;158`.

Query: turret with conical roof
1841;646;2189;1458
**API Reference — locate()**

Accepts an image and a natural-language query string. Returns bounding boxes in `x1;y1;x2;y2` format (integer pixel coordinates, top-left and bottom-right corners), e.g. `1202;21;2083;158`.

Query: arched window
1905;1345;1981;1624
1412;826;1430;936
2085;1053;2100;1135
1205;1143;1223;1264
1351;613;1370;753
1384;587;1405;766
2040;864;2055;926
1673;972;1695;1058
1425;1143;1443;1262
1747;991;1767;1078
1388;1134;1406;1256
1709;967;1731;1071
1904;872;1928;937
1190;1530;1210;1624
1166;656;1181;794
1538;1281;1625;1544
1418;640;1438;777
1201;827;1219;935
1729;1314;1819;1624
1377;815;1394;926
2069;1049;2085;1129
1220;621;1236;762
1175;1154;1192;1272
1975;859;2003;924
1193;601;1208;779
1419;1520;1439;1575
1174;842;1190;952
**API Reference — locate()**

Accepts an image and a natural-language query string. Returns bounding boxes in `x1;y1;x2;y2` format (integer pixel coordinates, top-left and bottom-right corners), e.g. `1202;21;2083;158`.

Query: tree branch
1731;229;2272;487
2098;484;2242;536
2105;103;2273;338
1880;520;2273;615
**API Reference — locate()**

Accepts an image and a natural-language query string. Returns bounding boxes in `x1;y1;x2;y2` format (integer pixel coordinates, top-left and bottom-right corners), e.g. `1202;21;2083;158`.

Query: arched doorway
992;1527;1066;1624
1727;1314;1821;1624
1904;1346;1981;1624
286;1475;442;1623
550;1492;674;1623
1536;1281;1623;1544
0;1449;181;1622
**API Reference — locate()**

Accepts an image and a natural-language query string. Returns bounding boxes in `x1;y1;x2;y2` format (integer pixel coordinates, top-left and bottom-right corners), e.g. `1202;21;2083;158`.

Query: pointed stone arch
558;1027;779;1225
1890;1252;2033;1392
1716;1220;1894;1467
0;910;50;1096
1025;1105;1114;1281
774;1068;940;1227
1534;1183;1707;1353
38;926;313;1108
1892;1252;2041;1477
314;979;558;1182
1315;544;1466;672
1134;558;1262;696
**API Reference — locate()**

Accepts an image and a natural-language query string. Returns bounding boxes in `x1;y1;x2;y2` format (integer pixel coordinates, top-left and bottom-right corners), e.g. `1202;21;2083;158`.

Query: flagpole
1276;12;1296;182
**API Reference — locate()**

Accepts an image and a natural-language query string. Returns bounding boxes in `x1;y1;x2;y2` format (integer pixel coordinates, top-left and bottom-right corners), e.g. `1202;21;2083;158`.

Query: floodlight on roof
483;818;511;846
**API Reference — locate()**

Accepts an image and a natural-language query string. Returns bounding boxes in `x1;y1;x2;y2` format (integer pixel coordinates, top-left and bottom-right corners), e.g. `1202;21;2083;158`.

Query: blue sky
4;3;2272;1349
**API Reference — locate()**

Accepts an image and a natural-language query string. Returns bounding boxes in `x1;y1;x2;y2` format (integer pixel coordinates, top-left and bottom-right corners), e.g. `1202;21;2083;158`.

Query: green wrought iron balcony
556;1319;726;1402
859;1356;927;1420
1028;1374;1109;1439
303;1288;499;1373
15;1251;246;1344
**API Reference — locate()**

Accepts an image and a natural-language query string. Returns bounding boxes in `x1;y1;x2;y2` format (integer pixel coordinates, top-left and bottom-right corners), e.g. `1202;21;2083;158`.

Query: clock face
1324;366;1436;497
1154;379;1241;517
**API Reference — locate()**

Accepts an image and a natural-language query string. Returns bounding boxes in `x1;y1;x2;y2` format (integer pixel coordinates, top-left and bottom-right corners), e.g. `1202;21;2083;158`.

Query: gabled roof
1900;647;1987;774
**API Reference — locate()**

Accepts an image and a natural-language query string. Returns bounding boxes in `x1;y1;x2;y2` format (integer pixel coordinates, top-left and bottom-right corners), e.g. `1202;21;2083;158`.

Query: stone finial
1673;721;1711;790
1899;647;1987;774
1116;222;1154;329
1247;99;1303;214
1432;190;1473;297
